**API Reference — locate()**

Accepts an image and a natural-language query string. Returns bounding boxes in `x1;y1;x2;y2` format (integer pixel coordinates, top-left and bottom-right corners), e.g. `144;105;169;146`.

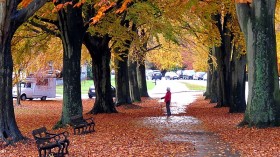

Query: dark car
88;85;116;98
152;72;162;80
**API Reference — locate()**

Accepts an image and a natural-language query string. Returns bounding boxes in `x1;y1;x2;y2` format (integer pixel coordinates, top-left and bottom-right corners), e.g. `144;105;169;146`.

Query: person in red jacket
161;87;171;116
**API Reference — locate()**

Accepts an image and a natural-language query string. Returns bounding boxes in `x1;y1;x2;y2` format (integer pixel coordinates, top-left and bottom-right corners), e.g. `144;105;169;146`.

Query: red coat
164;91;171;102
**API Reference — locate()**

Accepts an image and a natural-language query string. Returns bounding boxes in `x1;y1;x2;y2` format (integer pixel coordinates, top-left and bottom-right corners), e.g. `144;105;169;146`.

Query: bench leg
88;124;94;133
61;140;70;155
38;145;62;157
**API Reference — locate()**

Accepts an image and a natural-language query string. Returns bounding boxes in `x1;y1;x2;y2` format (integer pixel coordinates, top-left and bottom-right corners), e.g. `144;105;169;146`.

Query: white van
13;77;56;100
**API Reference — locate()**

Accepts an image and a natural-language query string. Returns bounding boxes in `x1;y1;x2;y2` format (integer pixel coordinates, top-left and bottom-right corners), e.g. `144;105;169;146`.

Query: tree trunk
229;47;246;113
236;1;280;127
212;45;224;106
84;33;117;114
137;63;149;97
0;0;47;144
222;14;233;107
128;55;141;102
210;50;218;104
204;50;213;99
16;81;21;105
212;14;232;108
0;34;24;144
115;52;132;105
204;70;212;99
56;3;84;126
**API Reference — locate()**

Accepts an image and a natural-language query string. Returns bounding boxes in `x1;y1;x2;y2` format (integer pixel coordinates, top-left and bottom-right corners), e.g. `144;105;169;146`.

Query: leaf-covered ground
187;96;280;157
0;98;194;156
2;95;280;156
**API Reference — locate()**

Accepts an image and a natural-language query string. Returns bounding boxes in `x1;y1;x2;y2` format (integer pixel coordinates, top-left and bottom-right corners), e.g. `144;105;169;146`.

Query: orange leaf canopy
116;0;132;14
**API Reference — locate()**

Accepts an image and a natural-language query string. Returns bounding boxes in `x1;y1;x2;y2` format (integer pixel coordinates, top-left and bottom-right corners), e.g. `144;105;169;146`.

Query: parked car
165;72;179;80
88;85;116;98
182;70;195;80
176;70;187;79
152;72;162;80
193;72;206;80
145;69;153;80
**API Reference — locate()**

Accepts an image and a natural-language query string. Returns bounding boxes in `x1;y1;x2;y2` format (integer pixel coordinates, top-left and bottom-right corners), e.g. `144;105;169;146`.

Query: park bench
70;115;95;135
32;127;70;157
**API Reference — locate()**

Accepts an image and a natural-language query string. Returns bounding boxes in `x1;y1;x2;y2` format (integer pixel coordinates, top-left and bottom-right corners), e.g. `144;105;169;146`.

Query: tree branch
28;20;60;38
33;15;59;27
145;44;161;53
13;0;48;28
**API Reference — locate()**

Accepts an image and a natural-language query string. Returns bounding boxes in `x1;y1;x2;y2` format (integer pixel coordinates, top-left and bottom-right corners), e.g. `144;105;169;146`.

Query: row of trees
187;0;280;128
0;0;181;144
0;0;279;145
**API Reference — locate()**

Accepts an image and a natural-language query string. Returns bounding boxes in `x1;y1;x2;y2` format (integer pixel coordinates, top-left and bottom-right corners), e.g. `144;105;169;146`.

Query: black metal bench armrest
84;117;95;124
46;131;69;138
34;134;61;142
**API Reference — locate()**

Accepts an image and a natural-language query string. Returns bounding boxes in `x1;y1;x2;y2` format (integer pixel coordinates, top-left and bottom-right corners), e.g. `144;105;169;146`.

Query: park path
142;80;240;157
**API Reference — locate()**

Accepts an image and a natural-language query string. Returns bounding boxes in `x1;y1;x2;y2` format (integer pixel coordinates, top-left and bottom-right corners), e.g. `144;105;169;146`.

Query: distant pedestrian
161;87;171;116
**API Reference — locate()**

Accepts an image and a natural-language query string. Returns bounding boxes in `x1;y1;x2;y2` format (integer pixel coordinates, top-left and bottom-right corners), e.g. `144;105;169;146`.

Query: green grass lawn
181;82;206;91
56;80;155;95
56;80;94;95
146;80;156;90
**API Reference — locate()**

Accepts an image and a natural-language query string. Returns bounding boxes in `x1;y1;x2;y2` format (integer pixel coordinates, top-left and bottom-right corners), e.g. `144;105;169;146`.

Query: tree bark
236;1;280;127
229;47;246;113
128;55;141;102
84;33;117;114
56;2;85;126
212;45;224;106
115;52;132;105
209;49;218;103
0;33;23;144
212;14;232;108
0;0;47;144
222;14;233;107
204;50;213;99
137;63;149;97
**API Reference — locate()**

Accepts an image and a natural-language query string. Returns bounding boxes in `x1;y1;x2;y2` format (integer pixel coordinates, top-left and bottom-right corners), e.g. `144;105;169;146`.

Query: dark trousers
166;101;171;116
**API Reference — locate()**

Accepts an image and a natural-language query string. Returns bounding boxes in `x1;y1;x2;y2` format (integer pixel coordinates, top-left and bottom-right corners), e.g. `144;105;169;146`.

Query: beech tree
53;0;86;127
186;0;247;112
24;1;135;114
236;0;280;127
0;0;47;144
84;33;117;113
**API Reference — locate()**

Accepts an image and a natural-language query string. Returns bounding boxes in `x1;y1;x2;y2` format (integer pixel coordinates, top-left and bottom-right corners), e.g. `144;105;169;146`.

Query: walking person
161;87;171;116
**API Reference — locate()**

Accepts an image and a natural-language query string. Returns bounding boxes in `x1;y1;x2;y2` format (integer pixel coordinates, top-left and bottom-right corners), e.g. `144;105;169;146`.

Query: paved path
144;80;240;157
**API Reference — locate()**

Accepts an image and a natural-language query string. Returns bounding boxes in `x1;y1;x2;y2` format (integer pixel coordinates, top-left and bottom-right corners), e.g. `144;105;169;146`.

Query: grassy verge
56;80;94;95
56;80;155;95
146;80;156;90
181;82;206;91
